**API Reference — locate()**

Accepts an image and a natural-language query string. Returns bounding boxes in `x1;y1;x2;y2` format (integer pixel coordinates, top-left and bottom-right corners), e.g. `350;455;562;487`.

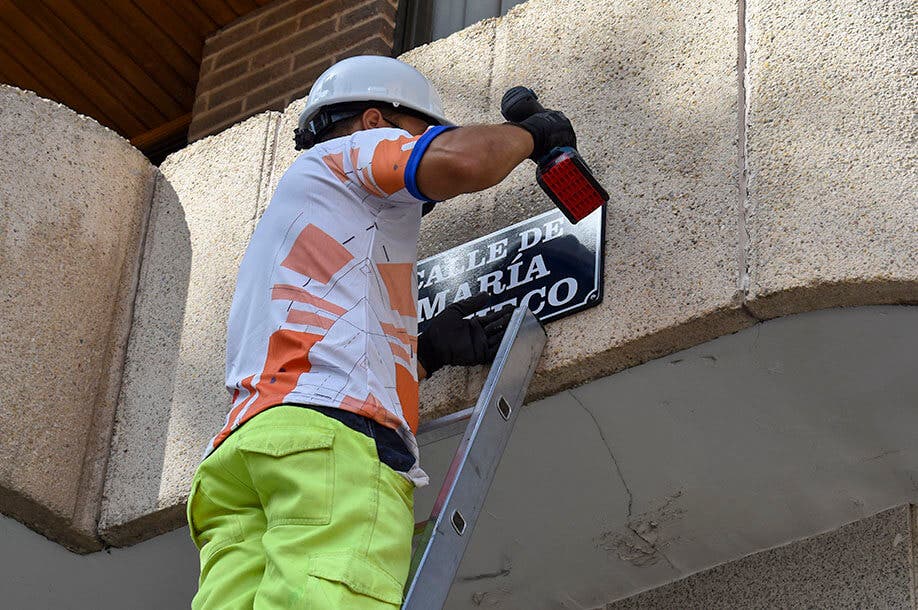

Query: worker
186;55;576;609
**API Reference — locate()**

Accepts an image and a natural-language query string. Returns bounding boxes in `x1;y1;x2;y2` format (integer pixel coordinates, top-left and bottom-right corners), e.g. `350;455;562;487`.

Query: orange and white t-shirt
205;125;452;486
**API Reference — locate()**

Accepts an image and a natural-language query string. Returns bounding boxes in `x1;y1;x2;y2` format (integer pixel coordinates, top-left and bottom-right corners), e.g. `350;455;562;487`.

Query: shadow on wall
101;175;192;544
0;514;197;609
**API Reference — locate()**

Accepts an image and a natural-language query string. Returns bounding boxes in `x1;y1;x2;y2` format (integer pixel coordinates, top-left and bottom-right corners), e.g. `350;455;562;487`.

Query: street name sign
417;206;605;333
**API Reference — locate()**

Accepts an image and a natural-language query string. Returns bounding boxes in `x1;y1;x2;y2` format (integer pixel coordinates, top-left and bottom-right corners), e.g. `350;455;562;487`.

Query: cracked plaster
407;307;918;608
608;506;916;609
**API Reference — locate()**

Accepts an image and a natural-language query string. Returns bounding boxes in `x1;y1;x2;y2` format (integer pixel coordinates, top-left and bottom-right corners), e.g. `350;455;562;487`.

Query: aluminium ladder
402;306;547;610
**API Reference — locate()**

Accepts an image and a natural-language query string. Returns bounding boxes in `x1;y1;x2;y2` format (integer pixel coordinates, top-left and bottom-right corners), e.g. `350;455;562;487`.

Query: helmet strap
295;102;374;150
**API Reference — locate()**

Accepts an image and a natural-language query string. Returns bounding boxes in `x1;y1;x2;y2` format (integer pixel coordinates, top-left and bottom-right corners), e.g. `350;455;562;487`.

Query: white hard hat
296;56;452;148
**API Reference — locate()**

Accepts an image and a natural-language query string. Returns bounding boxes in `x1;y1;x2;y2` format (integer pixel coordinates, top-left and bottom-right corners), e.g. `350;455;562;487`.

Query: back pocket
236;426;335;527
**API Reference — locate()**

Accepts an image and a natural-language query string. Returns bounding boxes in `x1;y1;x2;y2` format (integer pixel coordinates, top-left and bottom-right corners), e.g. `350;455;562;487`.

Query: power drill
501;87;609;224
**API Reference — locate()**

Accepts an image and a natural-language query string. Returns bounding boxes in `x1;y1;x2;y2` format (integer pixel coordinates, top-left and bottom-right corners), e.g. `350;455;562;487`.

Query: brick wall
189;0;399;141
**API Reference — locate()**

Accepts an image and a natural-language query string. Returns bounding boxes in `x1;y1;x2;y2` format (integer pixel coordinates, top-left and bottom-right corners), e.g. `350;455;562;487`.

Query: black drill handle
500;86;545;123
501;86;608;223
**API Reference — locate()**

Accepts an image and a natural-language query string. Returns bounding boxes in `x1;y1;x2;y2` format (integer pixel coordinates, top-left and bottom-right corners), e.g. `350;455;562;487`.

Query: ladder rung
417;406;475;446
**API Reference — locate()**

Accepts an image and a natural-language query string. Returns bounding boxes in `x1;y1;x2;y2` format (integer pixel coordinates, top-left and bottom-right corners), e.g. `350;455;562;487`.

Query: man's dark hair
314;114;363;145
294;102;441;150
294;102;379;150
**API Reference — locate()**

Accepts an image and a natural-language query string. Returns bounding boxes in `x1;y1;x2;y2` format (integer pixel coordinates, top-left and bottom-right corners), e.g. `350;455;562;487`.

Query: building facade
1;0;916;606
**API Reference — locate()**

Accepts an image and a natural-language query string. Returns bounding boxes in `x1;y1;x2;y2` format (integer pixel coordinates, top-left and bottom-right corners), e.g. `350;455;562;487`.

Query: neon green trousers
187;406;415;609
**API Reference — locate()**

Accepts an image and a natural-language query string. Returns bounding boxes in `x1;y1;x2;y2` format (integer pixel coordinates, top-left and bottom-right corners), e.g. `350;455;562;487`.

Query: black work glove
417;293;513;377
507;110;577;162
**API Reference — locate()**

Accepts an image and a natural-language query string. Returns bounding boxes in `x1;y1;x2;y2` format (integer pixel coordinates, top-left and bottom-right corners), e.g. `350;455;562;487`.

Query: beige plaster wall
0;86;154;551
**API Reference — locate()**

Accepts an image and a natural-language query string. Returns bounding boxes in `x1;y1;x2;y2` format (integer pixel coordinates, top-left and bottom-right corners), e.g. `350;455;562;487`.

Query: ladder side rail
402;307;546;610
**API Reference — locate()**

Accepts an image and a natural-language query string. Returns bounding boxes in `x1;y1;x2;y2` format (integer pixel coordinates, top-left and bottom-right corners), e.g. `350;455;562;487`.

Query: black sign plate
417;206;605;333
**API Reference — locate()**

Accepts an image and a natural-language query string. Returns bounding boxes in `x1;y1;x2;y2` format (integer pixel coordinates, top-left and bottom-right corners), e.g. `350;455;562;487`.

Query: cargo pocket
187;476;205;550
307;551;404;607
236;426;335;527
187;475;244;561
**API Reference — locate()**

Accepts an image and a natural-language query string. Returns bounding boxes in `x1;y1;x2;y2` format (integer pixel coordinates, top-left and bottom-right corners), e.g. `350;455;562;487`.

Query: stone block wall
189;0;398;141
0;0;915;558
99;114;282;545
404;0;754;413
743;0;917;319
0;86;155;551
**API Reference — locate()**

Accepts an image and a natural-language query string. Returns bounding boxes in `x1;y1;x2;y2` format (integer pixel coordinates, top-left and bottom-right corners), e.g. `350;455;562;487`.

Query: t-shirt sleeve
340;125;454;205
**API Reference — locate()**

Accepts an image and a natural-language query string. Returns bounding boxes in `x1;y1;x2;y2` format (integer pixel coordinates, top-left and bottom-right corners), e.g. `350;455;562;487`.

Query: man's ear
361;108;385;130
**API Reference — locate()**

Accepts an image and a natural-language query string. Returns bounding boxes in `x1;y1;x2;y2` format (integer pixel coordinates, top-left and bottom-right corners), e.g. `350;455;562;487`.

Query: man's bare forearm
415;124;533;201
